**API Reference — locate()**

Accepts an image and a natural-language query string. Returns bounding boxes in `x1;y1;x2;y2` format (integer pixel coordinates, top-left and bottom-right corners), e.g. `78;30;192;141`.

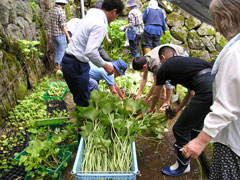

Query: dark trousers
143;31;161;49
129;34;142;58
173;73;214;147
62;55;90;107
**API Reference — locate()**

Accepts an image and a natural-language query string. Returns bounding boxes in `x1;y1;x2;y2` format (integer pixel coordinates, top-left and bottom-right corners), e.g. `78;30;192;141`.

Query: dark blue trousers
62;55;90;107
173;73;214;147
143;31;161;49
129;34;142;58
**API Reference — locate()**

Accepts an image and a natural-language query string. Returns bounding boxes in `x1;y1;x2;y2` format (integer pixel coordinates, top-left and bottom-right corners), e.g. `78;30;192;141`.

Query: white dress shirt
203;40;240;156
65;8;108;67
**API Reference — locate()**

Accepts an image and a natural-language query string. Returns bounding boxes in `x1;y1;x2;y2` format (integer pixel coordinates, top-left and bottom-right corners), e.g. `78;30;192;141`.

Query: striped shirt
48;5;67;36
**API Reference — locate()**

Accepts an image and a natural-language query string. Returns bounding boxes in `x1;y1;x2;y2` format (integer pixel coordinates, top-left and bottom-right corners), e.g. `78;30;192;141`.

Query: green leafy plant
102;19;131;62
160;30;173;44
26;170;60;180
49;123;77;146
0;125;27;178
16;139;70;177
47;83;68;97
72;90;156;172
18;40;43;61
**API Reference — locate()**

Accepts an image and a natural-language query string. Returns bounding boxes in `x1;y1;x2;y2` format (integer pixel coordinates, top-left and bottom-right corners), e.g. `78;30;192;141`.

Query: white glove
119;25;125;31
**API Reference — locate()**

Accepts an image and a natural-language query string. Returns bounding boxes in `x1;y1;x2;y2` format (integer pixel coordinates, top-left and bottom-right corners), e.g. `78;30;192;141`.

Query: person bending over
133;44;188;111
89;59;127;101
148;46;214;176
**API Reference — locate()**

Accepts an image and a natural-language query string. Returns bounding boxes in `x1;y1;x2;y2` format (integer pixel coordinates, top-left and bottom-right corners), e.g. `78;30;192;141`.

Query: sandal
158;104;170;112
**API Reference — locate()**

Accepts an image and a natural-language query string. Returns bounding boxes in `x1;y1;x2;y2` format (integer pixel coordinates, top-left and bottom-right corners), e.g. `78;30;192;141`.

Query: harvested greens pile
73;90;168;172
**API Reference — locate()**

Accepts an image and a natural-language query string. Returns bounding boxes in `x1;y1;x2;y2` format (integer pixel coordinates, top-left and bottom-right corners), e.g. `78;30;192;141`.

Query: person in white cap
48;0;70;71
119;0;143;59
142;0;167;54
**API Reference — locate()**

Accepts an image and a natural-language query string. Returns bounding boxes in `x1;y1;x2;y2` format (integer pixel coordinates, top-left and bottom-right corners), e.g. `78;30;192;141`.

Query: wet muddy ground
62;93;209;180
136;122;209;180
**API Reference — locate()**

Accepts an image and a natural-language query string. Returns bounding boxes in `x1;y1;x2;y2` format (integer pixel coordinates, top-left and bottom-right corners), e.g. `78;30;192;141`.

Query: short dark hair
132;56;147;70
102;0;124;15
158;46;176;60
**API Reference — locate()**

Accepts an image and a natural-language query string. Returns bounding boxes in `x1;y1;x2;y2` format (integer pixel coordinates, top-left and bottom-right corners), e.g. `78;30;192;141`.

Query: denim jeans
89;78;99;92
52;34;67;65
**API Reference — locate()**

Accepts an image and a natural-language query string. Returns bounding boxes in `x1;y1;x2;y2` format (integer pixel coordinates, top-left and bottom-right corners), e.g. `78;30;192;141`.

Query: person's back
89;62;115;86
143;3;164;26
89;59;127;101
48;0;70;71
66;18;82;37
143;0;167;53
156;56;213;91
146;44;188;75
66;8;107;63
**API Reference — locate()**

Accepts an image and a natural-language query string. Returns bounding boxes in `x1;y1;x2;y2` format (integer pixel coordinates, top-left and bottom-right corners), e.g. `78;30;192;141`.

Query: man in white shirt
62;0;124;107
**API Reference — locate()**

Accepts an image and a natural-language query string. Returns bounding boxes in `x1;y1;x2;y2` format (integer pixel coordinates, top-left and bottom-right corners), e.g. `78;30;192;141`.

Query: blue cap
111;59;127;75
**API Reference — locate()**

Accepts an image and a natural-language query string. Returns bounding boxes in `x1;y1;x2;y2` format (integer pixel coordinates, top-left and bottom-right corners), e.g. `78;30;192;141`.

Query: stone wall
160;2;226;63
0;0;48;123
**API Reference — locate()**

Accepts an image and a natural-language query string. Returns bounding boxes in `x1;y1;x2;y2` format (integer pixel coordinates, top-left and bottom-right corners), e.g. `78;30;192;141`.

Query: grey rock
197;23;216;36
187;30;205;50
185;16;201;30
170;26;188;42
6;24;24;40
166;12;185;28
202;36;216;52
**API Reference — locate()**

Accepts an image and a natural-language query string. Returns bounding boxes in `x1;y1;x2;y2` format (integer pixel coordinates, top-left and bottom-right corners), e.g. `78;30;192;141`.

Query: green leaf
51;135;62;144
82;107;100;121
101;102;114;114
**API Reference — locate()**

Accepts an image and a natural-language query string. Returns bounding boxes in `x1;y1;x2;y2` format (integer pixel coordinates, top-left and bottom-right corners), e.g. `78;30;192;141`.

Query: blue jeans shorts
165;80;174;89
52;34;67;65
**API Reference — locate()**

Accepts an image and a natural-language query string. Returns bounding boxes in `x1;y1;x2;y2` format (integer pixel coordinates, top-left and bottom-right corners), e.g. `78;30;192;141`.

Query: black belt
196;68;212;77
64;53;88;64
65;53;76;59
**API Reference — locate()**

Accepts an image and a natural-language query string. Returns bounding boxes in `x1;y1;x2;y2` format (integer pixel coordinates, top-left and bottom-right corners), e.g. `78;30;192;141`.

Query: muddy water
63;93;208;180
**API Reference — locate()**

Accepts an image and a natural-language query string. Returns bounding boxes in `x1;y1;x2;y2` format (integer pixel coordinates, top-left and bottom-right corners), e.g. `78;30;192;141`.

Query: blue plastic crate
72;137;139;180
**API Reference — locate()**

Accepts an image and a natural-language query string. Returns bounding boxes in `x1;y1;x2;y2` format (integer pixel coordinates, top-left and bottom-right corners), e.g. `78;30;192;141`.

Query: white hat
126;0;137;8
55;0;68;4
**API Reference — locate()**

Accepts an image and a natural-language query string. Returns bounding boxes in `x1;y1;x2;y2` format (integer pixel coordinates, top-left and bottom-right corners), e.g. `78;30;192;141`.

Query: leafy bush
160;30;172;44
102;19;131;62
